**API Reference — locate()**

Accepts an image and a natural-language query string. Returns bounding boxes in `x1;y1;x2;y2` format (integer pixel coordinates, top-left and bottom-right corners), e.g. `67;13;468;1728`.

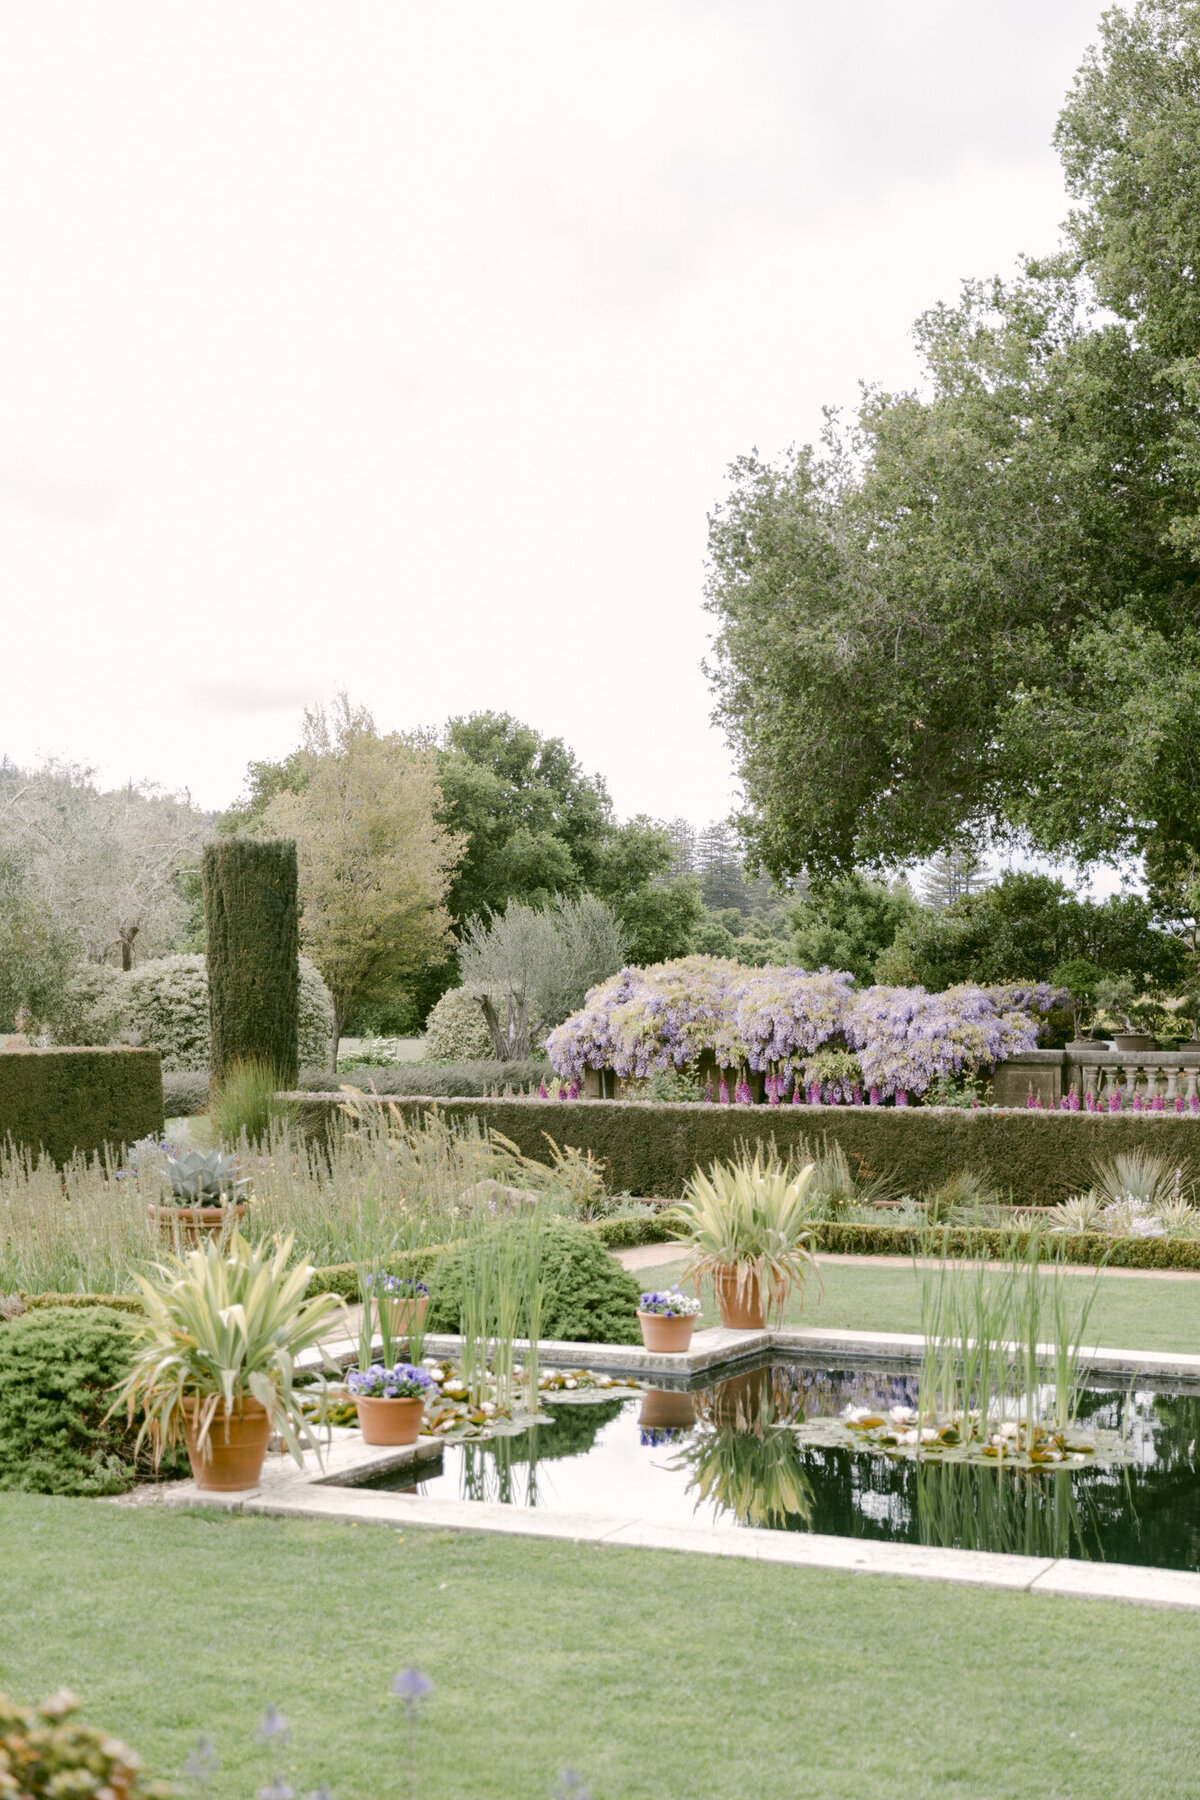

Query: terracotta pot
182;1397;271;1491
637;1310;696;1353
379;1294;428;1340
355;1394;426;1446
638;1388;697;1429
712;1266;766;1330
148;1201;246;1247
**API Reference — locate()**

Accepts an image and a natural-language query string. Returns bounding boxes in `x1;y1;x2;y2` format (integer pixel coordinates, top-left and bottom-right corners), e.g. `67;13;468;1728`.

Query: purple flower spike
552;1774;593;1800
869;1085;880;1106
255;1707;289;1746
1192;1092;1200;1115
392;1668;434;1711
895;1089;909;1107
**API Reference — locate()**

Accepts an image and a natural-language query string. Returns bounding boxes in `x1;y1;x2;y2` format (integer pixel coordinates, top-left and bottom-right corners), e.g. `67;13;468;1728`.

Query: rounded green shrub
423;986;497;1062
426;1219;643;1345
55;953;333;1073
0;1305;182;1496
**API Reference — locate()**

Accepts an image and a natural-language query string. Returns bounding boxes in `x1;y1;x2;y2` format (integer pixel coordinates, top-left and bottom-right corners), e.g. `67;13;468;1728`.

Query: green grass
3;1493;1200;1799
633;1253;1200;1354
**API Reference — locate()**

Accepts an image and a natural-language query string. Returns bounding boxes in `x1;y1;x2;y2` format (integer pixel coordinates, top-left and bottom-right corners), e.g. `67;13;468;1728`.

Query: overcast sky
1;1;1111;828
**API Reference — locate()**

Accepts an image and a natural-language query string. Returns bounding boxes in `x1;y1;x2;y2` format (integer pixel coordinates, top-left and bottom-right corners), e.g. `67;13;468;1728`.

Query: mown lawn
632;1252;1200;1354
3;1491;1199;1800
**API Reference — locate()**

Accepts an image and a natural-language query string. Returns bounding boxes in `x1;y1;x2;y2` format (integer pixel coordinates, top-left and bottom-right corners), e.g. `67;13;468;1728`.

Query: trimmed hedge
203;837;300;1090
0;1047;162;1164
287;1093;1200;1205
809;1221;1200;1270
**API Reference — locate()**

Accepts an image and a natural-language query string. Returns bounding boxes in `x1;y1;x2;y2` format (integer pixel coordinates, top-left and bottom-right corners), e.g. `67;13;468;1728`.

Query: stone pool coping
167;1323;1200;1611
299;1322;1200;1388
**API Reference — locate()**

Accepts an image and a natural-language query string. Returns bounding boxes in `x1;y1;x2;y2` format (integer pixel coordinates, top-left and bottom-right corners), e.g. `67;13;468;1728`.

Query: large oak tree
706;0;1200;886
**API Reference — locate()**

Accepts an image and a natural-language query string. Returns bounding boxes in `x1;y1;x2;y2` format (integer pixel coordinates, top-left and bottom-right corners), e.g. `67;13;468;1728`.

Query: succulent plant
166;1149;248;1206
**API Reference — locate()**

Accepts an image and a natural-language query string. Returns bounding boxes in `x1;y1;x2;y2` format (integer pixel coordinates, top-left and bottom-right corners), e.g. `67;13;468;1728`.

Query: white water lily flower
564;1378;578;1389
890;1405;917;1424
919;1427;938;1443
898;1429;918;1445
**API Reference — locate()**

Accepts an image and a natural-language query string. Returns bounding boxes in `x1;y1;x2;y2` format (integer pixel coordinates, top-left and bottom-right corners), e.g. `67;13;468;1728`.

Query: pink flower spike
1191;1092;1200;1114
869;1086;880;1107
1068;1089;1080;1111
852;1086;863;1106
1133;1093;1144;1112
1111;1091;1122;1112
791;1083;804;1105
895;1089;909;1107
718;1077;730;1105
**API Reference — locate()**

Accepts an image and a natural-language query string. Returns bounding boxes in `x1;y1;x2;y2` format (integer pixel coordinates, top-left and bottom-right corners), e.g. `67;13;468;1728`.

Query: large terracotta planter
182;1397;271;1491
637;1310;696;1353
379;1295;428;1341
712;1266;766;1330
355;1394;426;1446
638;1388;697;1429
148;1202;246;1248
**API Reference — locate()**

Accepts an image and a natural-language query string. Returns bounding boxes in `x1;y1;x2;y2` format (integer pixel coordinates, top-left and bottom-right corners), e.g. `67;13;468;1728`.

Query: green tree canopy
788;873;921;986
705;0;1200;884
877;871;1187;993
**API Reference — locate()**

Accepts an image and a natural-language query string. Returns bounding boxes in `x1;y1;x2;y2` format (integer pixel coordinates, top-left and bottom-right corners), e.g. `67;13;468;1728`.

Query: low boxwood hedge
0;1047;163;1165
286;1093;1200;1205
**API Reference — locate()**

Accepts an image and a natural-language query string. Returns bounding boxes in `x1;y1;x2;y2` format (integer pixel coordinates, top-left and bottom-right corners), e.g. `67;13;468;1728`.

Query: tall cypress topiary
202;838;300;1092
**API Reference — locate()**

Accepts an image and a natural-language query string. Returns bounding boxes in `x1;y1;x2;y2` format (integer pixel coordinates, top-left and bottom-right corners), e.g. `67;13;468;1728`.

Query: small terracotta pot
379;1295;428;1340
354;1394;426;1446
637;1310;696;1353
712;1266;766;1330
638;1388;697;1429
182;1397;272;1491
148;1202;246;1247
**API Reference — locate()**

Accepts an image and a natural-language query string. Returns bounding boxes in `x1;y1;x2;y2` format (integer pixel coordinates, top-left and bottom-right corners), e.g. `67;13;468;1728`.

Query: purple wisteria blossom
545;955;1064;1103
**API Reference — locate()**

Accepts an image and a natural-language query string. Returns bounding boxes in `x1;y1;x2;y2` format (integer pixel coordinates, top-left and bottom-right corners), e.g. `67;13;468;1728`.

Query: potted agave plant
347;1360;435;1446
112;1232;345;1492
673;1150;815;1330
637;1287;701;1352
149;1149;249;1245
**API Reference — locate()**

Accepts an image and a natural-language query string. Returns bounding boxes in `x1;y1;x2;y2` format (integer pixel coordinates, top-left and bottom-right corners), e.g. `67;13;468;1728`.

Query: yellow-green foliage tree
261;698;463;1066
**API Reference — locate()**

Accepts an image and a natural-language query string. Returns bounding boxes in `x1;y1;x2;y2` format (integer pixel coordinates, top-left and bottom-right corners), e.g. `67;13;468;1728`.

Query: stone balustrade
993;1047;1200;1108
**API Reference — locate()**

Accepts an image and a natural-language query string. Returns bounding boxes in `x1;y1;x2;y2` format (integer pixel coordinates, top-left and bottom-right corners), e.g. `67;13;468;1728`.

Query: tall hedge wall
287;1092;1200;1203
203;838;300;1091
0;1048;162;1165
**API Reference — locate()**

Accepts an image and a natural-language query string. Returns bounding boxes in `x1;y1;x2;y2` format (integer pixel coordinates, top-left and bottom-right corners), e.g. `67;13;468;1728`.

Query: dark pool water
349;1359;1200;1572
